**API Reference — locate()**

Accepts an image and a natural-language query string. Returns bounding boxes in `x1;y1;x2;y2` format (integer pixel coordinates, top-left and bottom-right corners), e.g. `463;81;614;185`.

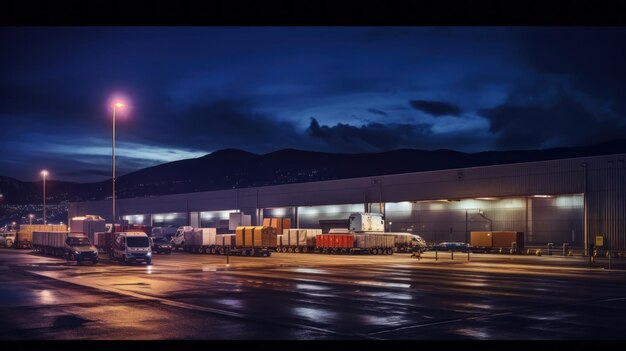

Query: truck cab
170;226;193;250
112;231;152;264
151;226;178;241
411;234;427;250
64;234;98;264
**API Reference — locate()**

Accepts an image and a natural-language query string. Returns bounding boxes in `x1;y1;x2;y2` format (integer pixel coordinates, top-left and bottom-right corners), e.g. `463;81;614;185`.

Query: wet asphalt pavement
1;248;626;340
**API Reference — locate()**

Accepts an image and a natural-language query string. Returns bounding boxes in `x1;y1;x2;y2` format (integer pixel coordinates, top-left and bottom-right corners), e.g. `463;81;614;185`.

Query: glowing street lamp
41;170;48;225
112;101;125;228
29;214;34;225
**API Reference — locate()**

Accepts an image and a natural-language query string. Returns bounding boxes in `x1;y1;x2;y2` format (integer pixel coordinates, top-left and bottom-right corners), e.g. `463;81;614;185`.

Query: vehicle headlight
147;252;152;257
74;251;80;255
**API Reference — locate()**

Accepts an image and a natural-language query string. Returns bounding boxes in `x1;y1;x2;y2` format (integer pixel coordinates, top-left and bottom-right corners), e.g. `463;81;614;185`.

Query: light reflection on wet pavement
1;248;626;339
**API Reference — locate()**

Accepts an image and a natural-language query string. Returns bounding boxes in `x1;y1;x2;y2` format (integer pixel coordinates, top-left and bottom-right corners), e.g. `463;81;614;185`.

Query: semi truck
32;231;99;264
182;226;272;257
344;212;427;253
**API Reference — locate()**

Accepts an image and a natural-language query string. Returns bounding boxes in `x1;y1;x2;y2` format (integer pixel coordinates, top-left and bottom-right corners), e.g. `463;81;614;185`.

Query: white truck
32;231;99;264
349;212;427;252
0;231;17;248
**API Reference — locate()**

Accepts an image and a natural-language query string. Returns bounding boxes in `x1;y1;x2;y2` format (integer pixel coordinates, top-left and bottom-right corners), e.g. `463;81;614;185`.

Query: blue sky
1;27;625;182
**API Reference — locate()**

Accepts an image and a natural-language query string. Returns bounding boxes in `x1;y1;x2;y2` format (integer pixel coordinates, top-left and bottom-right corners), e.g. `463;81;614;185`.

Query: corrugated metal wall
587;158;626;251
69;153;626;250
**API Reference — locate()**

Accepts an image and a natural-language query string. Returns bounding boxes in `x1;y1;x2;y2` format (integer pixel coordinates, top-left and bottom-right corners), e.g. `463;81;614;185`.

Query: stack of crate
263;217;292;238
235;226;277;248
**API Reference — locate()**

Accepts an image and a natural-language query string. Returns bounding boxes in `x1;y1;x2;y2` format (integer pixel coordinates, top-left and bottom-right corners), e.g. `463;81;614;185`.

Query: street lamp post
41;170;48;225
29;214;34;225
112;102;124;230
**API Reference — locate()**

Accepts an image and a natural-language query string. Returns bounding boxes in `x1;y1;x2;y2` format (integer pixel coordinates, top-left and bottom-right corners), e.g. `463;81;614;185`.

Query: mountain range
2;139;626;205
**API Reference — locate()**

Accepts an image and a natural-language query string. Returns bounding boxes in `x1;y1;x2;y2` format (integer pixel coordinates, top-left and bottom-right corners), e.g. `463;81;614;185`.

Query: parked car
0;231;17;248
433;242;469;252
151;237;172;254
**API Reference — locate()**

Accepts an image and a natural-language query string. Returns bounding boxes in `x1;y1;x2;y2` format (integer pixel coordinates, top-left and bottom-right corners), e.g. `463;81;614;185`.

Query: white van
111;231;152;264
0;231;17;248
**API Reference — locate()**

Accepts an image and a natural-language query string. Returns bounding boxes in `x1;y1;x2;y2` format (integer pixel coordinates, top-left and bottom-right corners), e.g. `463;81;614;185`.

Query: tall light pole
29;214;34;225
41;170;48;225
112;102;124;230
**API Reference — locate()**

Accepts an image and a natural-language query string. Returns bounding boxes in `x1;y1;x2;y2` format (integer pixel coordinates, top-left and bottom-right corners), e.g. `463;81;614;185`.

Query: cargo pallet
183;245;271;257
274;245;394;255
315;247;394;255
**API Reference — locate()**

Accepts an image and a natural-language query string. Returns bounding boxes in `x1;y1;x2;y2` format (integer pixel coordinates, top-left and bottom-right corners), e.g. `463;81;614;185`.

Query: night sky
1;27;625;183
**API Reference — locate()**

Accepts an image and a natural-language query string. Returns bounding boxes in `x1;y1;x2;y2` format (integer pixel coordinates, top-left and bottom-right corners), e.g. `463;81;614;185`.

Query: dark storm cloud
479;87;626;150
409;100;462;117
305;118;487;153
157;98;301;153
518;27;626;115
472;28;626;150
367;108;388;117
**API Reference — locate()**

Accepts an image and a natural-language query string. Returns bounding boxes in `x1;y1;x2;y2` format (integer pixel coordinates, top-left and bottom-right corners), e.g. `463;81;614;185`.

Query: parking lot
1;248;626;340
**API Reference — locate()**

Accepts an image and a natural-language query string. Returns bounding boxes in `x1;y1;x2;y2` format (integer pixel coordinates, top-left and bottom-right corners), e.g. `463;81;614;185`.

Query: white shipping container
184;229;196;245
216;234;235;247
94;232;107;246
70;215;106;244
285;229;299;246
194;228;217;246
33;231;71;248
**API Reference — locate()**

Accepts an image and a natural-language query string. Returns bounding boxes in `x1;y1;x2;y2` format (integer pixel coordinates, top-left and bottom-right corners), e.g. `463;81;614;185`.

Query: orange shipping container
282;218;291;230
470;231;493;247
492;231;524;248
235;227;245;247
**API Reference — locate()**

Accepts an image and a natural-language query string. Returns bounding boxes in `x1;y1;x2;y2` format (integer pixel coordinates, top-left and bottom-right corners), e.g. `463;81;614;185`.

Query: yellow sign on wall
595;236;604;247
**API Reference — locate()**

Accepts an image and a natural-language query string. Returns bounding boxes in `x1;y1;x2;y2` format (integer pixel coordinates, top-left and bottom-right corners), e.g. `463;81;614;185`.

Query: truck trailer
275;228;322;253
16;224;67;249
32;231;99;264
182;226;271;257
314;233;396;255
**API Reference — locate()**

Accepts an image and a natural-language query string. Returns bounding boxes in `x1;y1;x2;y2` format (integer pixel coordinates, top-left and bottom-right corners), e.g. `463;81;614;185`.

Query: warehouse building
69;153;626;251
